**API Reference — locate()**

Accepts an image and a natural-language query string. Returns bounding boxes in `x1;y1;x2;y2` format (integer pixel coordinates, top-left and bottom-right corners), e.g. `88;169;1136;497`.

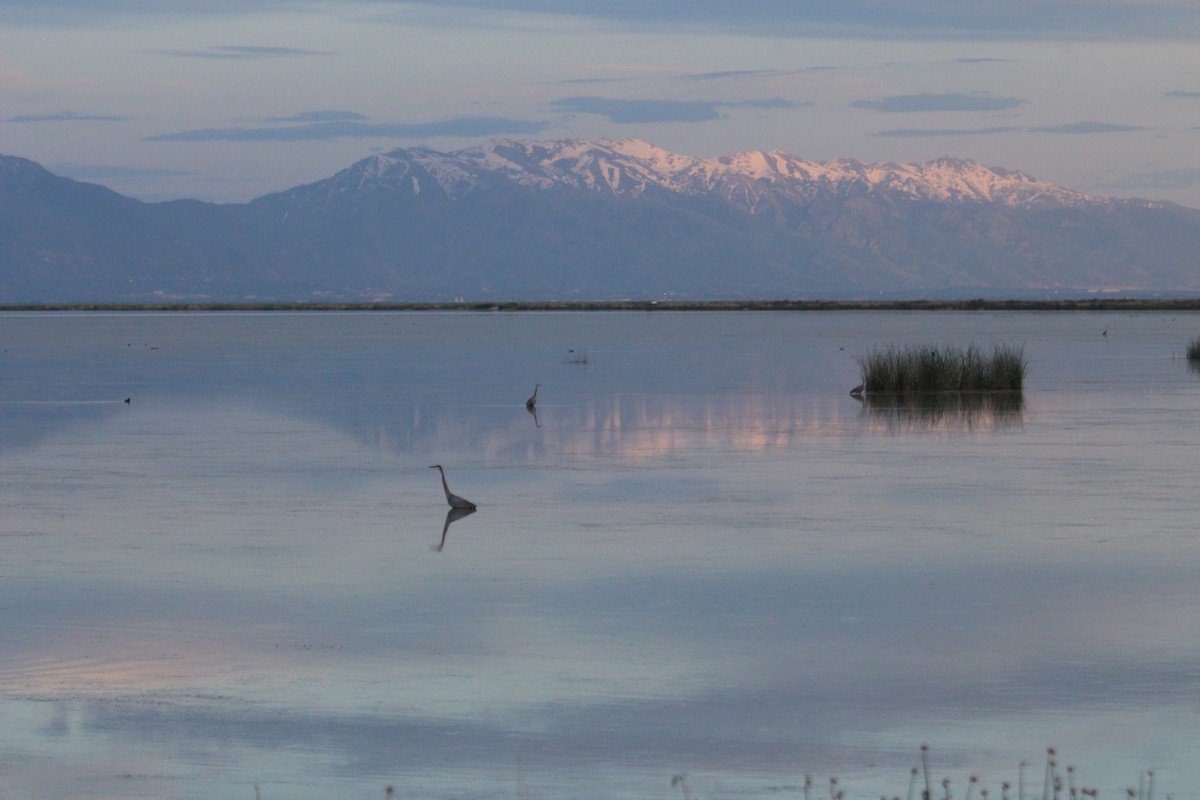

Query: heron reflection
432;506;476;552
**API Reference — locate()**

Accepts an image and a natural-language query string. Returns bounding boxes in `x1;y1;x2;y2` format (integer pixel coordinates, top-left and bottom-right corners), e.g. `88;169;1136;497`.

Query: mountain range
3;137;1200;303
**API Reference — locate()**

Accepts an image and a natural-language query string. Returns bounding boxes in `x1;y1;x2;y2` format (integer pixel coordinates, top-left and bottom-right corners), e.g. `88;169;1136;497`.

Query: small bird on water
526;383;540;410
429;464;477;510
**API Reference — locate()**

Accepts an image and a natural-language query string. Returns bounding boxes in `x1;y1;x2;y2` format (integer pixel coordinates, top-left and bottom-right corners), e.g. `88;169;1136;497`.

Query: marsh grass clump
1186;336;1200;362
857;343;1027;394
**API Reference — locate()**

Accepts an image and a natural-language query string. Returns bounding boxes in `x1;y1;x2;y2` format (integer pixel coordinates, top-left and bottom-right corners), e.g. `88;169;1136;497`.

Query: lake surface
1;310;1198;800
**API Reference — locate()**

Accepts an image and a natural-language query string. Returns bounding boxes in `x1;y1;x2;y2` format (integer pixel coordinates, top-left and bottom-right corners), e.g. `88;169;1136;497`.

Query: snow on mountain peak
351;137;1100;211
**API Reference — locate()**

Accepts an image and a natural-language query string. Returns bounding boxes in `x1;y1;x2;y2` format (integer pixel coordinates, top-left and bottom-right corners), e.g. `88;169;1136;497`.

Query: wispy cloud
147;115;550;142
1166;90;1200;99
875;126;1020;138
6;110;131;123
550;96;799;124
1029;121;1147;134
4;1;1200;39
0;2;334;28
852;93;1026;112
151;45;332;60
383;0;1200;40
681;68;832;82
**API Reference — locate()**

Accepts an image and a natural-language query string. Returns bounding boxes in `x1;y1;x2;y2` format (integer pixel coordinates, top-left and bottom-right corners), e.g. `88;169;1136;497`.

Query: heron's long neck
438;469;451;499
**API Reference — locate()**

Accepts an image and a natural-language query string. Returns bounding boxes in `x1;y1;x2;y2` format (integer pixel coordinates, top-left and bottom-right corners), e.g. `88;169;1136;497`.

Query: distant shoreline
5;298;1200;312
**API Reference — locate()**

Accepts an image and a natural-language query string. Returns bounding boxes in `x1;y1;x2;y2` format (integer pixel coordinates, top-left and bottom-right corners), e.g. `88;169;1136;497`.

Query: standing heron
526;383;540;410
429;465;477;510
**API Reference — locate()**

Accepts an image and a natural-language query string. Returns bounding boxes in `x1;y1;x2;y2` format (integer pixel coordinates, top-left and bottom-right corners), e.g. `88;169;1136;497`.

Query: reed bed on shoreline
1186;336;1200;362
269;745;1164;800
857;343;1027;394
667;746;1163;800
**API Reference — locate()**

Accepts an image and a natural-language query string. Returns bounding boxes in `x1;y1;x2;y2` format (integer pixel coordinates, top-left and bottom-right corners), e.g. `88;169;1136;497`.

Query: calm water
1;310;1198;800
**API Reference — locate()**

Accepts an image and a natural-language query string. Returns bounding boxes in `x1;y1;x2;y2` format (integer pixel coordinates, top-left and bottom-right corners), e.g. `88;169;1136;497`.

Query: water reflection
432;506;476;552
4;310;1200;800
859;391;1025;433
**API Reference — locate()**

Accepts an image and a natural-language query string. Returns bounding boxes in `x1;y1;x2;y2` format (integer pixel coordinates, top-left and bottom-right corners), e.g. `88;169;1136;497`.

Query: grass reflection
859;390;1025;432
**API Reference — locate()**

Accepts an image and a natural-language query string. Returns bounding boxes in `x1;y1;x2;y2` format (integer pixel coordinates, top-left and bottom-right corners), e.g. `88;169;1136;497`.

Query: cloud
732;98;800;110
146;115;551;142
379;0;1200;40
852;93;1026;112
552;77;630;86
1166;90;1200;99
0;2;314;28
875;126;1020;138
8;0;1199;39
6;111;131;123
681;68;833;82
550;96;799;124
1029;121;1147;134
151;45;332;60
2;0;1200;39
683;69;788;82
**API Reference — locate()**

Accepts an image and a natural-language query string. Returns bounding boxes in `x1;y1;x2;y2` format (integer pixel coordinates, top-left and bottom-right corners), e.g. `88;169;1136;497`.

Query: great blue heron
429;464;476;510
526;383;540;410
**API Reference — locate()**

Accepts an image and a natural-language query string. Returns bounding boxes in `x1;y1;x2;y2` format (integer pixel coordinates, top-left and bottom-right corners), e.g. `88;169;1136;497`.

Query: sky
2;1;1200;207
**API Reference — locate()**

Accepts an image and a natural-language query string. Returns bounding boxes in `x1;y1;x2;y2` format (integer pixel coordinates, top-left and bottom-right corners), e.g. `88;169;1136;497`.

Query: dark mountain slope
3;139;1199;302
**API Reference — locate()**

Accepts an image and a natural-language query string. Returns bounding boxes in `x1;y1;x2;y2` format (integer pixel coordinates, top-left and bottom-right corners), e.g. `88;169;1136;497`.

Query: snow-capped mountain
3;140;1199;303
284;137;1111;211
